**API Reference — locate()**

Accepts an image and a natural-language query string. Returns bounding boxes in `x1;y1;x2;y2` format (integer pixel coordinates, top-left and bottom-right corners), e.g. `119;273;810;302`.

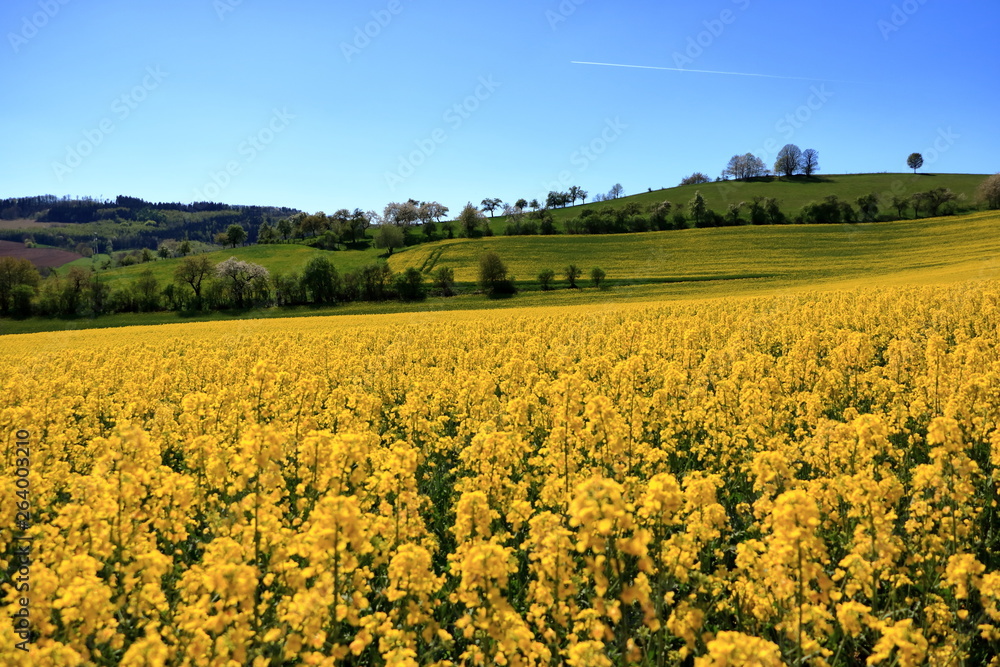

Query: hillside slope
487;173;988;232
393;210;1000;295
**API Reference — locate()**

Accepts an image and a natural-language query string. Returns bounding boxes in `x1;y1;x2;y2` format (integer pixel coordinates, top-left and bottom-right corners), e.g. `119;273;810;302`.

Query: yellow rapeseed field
2;282;1000;666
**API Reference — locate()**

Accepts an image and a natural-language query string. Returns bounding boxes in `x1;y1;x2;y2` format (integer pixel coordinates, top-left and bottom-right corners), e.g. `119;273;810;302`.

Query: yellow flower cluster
2;281;1000;665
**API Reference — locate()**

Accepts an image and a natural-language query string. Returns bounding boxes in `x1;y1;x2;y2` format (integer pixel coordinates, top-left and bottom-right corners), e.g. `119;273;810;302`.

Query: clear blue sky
2;0;997;216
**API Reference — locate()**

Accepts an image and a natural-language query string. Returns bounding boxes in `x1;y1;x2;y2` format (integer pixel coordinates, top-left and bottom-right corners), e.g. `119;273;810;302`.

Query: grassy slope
391;210;1000;289
483;173;988;233
56;243;385;287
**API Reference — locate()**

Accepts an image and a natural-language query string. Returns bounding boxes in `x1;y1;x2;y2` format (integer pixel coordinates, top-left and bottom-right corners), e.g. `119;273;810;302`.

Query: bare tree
609;183;624;199
723;153;768;180
801;149;819;177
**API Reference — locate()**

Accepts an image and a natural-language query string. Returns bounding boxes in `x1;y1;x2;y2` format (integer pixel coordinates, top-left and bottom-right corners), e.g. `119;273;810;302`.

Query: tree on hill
257;222;278;244
723;153;768;180
480;198;503;217
568;186;582;206
384;201;419;229
609;183;624;199
856;193;880;222
688;191;708;227
907;153;924;174
277;218;293;242
680;173;711;186
546;191;571;209
923;188;958;217
801;149;820;176
978;173;1000;209
374;224;405;255
515;198;528;210
458;202;484;237
774;144;803;178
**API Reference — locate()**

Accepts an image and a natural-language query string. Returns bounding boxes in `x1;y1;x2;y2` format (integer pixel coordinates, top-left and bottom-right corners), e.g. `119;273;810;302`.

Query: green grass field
392;210;1000;290
483;172;988;234
5;207;998;336
56;243;385;287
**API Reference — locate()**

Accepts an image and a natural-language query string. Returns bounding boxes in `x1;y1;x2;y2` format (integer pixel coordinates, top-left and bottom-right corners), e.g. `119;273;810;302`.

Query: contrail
571;61;863;84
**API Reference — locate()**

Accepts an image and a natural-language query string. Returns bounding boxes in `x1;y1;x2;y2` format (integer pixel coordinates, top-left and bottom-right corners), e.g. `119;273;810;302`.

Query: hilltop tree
374;224;405;255
978;173;1000;209
724;153;768;180
801;149;820;176
568;186;582;206
609;183;624;199
384;201;420;230
174;255;215;309
680;173;711;186
529;199;540;211
480;198;503;217
546;191;570;209
774;144;803;178
515;198;528;210
907;153;924;174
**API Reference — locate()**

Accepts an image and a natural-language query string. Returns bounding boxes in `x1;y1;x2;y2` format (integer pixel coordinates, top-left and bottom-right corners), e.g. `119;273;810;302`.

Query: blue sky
1;0;997;217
